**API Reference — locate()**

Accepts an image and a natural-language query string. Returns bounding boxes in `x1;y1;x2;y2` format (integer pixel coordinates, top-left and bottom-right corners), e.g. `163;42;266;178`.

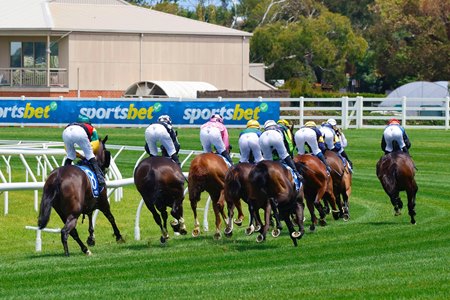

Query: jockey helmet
77;114;91;124
388;118;400;125
327;118;337;126
277;119;290;127
158;115;172;125
210;114;224;123
304;121;316;127
264;120;277;130
246;119;260;129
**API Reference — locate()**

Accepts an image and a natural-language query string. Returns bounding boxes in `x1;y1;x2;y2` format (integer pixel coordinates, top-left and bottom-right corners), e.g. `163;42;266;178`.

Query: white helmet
264;120;277;130
327;118;337;126
158;115;172;125
210;114;224;123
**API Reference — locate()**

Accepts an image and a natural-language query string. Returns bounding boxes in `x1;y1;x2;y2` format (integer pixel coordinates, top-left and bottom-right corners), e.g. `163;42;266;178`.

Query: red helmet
388;118;400;125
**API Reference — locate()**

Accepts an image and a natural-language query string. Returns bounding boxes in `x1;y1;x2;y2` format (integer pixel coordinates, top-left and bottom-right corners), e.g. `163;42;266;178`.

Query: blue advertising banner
0;98;280;126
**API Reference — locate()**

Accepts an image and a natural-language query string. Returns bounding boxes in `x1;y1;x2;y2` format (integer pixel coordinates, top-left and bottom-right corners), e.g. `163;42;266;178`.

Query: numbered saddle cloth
282;163;302;192
76;165;100;198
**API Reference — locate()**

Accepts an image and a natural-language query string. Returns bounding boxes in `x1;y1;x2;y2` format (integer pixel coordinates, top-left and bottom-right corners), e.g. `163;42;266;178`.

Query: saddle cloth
281;163;302;192
76;165;100;198
218;154;232;168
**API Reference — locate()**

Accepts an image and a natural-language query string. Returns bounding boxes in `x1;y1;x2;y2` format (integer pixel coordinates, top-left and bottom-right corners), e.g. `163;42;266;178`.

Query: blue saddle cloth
76;165;101;198
281;163;302;191
218;154;232;168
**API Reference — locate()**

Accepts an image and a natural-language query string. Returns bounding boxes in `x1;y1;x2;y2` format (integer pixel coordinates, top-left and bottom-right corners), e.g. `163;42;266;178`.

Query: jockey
200;113;233;165
277;119;296;158
321;118;353;170
238;119;263;163
259;120;303;181
381;118;411;154
62;114;105;189
144;114;181;166
294;121;331;172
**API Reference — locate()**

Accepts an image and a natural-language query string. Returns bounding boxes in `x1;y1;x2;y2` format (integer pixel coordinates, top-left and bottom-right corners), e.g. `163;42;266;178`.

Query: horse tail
38;173;60;229
224;167;242;201
252;163;269;195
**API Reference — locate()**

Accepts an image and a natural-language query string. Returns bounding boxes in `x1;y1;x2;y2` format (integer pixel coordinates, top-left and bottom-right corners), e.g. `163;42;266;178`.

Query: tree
367;0;450;90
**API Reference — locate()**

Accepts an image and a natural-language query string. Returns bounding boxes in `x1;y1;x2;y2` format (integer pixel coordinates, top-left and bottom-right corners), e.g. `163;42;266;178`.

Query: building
0;0;273;98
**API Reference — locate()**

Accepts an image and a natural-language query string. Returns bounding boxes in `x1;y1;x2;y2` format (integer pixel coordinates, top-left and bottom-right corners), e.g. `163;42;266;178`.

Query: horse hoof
87;237;95;247
343;214;350;221
224;227;233;235
192;228;200;237
116;237;126;244
179;227;187;235
224;230;233;238
291;231;301;239
85;250;92;256
160;236;167;245
214;232;222;240
332;211;340;220
245;226;254;236
256;234;265;243
309;225;316;232
234;219;243;226
271;228;281;238
255;225;261;232
319;218;327;226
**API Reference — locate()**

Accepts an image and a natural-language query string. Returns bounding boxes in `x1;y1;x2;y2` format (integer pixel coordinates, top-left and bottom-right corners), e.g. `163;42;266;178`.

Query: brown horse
376;152;417;224
247;160;305;246
188;153;229;239
294;154;338;231
134;156;187;244
38;136;124;256
324;150;352;220
223;162;259;236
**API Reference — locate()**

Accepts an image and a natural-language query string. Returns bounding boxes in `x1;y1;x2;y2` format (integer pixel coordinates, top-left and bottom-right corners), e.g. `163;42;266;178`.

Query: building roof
0;0;251;37
124;81;218;99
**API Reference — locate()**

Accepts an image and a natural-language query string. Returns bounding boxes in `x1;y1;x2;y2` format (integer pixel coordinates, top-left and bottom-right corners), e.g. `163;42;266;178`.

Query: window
9;41;59;68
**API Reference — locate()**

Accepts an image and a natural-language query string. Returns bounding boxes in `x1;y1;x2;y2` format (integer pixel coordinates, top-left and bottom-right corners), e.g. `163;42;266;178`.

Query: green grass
0;127;449;299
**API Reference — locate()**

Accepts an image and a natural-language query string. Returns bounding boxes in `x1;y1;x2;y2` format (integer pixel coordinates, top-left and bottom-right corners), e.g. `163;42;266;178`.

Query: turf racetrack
0;127;449;299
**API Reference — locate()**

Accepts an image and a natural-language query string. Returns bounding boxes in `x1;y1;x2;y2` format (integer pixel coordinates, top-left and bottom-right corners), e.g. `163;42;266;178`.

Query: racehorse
247;160;305;246
294;154;338;231
223;162;259;236
134;156;187;244
324;150;352;220
376;152;417;224
188;153;229;239
38;136;124;256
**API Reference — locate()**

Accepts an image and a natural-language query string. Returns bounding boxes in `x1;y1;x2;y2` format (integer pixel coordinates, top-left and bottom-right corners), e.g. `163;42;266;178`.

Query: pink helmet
388;118;400;125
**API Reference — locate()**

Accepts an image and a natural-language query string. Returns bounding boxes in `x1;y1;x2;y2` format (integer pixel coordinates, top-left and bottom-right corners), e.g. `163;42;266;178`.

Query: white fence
280;96;450;130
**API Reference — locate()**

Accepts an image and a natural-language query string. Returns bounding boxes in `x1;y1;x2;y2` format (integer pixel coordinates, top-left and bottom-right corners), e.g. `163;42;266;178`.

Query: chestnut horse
324;150;352;220
294;154;338;231
188;153;229;239
376;152;417;224
134;156;187;244
38;136;124;256
247;160;305;246
223;162;260;236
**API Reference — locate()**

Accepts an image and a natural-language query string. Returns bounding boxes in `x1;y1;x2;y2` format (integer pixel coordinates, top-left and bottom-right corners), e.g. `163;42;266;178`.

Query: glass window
23;42;34;68
35;42;46;68
50;43;59;68
10;42;22;67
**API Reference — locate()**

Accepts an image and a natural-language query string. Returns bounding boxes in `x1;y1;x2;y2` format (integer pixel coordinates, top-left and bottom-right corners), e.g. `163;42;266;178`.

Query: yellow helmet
277;119;290;127
246;119;260;129
304;121;316;127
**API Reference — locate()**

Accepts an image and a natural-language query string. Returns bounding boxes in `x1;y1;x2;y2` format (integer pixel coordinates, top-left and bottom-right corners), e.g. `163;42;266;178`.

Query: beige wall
68;32;253;92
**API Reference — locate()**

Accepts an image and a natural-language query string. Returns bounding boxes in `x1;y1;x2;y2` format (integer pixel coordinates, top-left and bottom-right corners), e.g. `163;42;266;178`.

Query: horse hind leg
87;213;95;247
100;206;124;243
61;215;89;256
407;184;418;225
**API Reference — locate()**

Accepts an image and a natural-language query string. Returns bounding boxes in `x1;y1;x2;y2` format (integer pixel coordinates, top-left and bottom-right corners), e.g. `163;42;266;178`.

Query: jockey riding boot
89;158;106;190
402;146;409;155
317;152;331;174
64;158;72;166
341;150;353;169
284;156;303;182
171;153;181;167
220;150;234;166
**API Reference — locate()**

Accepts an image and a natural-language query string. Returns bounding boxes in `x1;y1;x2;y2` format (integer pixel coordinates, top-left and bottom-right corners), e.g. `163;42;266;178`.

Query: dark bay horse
223;162;259;236
324;150;352;220
134;156;187;244
376;152;417;224
248;160;305;246
294;154;338;231
38;136;124;256
188;153;229;239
